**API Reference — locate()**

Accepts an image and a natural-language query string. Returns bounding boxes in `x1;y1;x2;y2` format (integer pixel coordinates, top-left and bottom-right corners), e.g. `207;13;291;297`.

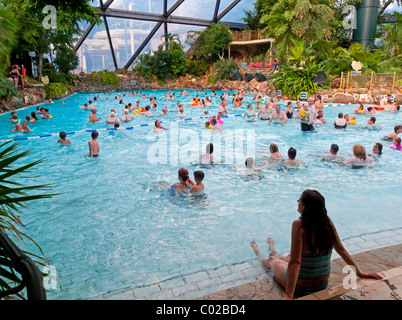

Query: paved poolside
93;227;402;300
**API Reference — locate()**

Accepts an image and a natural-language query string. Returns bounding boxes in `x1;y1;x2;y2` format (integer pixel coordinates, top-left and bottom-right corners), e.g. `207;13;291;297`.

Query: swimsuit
286;250;332;296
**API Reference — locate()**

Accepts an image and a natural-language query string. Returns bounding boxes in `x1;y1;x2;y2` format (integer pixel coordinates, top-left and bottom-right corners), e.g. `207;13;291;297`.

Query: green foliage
42;64;69;84
0;141;56;300
260;0;339;59
0;75;20;100
268;59;324;99
43;82;68;100
212;58;239;84
0;7;18;75
3;0;101;79
186;59;208;77
134;35;188;83
92;71;120;87
53;45;79;76
186;23;233;63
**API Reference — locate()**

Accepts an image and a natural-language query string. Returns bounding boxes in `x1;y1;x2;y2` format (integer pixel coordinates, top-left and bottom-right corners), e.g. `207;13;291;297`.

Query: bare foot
250;241;260;256
267;237;277;257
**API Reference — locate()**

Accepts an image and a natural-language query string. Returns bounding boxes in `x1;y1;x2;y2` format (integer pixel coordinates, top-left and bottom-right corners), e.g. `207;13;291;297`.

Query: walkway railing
230;28;267;42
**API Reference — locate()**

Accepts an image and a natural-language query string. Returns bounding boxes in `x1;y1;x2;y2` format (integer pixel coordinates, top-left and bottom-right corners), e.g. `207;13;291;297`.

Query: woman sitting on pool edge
250;189;383;299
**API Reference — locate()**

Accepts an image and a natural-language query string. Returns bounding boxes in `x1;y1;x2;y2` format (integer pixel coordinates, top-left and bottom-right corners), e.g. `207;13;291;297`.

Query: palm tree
0;142;56;299
212;56;239;84
260;0;337;60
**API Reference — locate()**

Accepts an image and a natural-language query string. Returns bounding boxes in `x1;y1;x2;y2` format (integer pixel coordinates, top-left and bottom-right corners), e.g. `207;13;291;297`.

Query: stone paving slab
92;227;402;300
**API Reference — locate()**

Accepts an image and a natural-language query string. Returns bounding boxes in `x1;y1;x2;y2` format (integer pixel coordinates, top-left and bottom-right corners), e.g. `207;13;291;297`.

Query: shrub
187;59;208;77
43;82;68;100
91;70;120;87
0;75;20;100
268;59;324;99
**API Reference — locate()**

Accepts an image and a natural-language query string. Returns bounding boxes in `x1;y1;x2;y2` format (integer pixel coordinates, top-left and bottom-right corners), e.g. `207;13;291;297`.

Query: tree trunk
37;33;46;81
37;52;43;81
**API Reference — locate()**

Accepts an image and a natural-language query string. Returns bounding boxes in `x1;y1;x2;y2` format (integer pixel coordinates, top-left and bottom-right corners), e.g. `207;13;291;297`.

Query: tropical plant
0;7;19;75
260;0;339;59
268;59;324;99
92;70;120;87
3;0;101;80
186;59;208;77
0;76;20;100
211;57;238;84
0;141;56;299
43;82;68;100
186;23;233;63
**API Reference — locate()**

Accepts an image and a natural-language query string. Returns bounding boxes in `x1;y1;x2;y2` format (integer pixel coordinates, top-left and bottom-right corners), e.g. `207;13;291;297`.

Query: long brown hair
299;190;336;255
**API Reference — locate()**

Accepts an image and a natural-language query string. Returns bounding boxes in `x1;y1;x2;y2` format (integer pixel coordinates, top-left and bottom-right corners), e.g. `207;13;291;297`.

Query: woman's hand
357;272;383;280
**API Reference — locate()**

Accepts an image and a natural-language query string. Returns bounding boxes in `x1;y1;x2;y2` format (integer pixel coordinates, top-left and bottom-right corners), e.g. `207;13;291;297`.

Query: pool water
1;90;402;300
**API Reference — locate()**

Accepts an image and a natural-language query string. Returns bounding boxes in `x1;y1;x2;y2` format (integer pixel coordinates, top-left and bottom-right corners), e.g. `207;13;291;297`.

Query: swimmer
284;102;293;119
141;105;153;117
171;168;195;193
333;112;347;129
30;111;39;123
257;143;284;161
10;123;22;132
216;112;224;124
366;117;381;129
188;171;205;195
8;111;18;123
199;143;220;164
121;109;134;122
268;105;288;126
153;120;168;132
205;121;212;129
380;94;392;107
349;115;357;125
177;107;187;117
369;142;383;157
314;95;324;111
313;114;324;125
88;131;99;157
390;137;402;151
218;103;228;115
58;131;71;145
89;108;101;123
40;108;50;119
210;118;222;132
284;147;307;169
21;120;31;132
243;104;256;121
233;157;268;172
105;112;119;124
347;144;372;167
317;110;326;124
160;106;168;115
257;102;272;120
322;144;344;161
382;125;402;141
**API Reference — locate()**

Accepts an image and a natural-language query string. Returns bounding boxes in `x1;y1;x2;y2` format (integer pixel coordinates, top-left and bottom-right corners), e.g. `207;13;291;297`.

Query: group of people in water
8;106;52;132
5;87;400;300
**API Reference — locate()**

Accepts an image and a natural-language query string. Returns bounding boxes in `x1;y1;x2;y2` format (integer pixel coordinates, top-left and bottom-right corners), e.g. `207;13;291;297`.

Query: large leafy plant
269;59;324;99
0;142;56;299
211;57;239;84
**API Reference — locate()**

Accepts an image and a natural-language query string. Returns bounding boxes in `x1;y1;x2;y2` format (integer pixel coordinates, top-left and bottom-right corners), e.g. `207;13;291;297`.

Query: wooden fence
339;71;402;92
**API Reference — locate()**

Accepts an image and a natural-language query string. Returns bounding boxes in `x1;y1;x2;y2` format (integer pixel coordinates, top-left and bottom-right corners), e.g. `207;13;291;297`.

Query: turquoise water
1;90;402;300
